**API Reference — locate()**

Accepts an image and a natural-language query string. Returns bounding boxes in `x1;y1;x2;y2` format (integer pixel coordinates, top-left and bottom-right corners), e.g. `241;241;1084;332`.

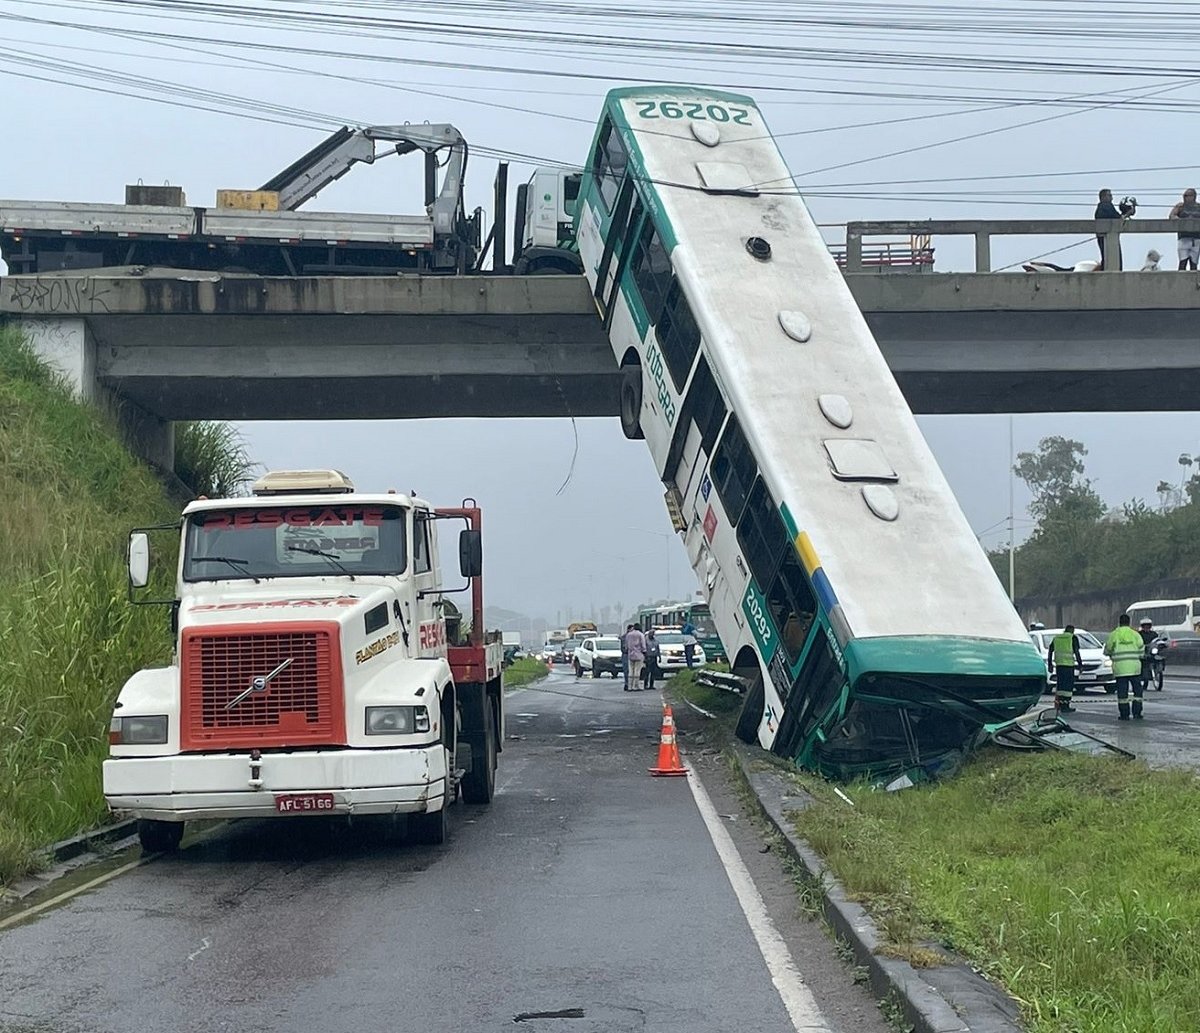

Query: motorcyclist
1138;617;1162;691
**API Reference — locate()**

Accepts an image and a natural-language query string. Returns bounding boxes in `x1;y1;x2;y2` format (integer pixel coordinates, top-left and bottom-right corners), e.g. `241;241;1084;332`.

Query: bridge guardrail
843;218;1188;273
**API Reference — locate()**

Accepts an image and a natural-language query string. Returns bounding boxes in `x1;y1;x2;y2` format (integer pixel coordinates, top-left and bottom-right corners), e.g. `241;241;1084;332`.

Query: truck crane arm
258;123;467;237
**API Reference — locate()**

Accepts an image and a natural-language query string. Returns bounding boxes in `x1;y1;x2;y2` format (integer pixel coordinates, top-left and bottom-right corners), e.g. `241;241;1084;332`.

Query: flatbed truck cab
103;470;503;851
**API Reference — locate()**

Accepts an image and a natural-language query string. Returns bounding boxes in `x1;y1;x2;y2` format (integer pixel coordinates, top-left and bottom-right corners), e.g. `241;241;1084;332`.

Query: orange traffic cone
649;704;688;777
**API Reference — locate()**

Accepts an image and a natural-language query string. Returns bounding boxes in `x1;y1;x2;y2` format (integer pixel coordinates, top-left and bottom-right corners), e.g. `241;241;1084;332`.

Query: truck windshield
183;504;408;582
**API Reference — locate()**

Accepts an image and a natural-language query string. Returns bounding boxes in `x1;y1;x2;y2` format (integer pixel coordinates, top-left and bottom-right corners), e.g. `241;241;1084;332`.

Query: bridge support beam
22;317;175;472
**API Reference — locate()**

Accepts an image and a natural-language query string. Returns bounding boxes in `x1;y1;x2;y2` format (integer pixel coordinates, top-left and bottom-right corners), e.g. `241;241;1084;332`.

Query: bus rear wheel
620;367;645;440
735;672;766;745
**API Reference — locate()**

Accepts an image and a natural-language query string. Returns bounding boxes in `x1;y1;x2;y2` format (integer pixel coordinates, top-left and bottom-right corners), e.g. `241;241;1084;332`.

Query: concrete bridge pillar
22;317;175;472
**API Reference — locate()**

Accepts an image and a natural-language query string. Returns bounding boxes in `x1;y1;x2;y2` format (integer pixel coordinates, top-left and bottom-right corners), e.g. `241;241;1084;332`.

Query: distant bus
1126;598;1200;633
637;600;726;661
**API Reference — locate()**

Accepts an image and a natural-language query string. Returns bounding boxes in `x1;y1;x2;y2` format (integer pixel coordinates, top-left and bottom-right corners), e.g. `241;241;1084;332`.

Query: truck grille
181;625;345;750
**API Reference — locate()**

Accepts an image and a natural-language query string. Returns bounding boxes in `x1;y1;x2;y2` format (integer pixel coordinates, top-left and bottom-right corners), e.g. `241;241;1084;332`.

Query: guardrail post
1103;224;1123;272
845;227;863;273
973;232;991;272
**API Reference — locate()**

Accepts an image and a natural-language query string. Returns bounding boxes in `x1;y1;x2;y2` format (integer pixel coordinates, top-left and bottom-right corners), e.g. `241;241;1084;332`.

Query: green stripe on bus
843;636;1048;685
607;96;679;251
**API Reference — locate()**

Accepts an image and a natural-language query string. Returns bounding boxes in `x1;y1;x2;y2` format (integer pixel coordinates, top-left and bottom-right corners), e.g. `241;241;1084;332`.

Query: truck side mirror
459;529;482;578
129;532;150;588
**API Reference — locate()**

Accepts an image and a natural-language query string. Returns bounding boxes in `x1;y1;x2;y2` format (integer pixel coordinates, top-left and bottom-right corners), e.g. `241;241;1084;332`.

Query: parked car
654;631;707;672
574;636;624;678
1027;628;1114;692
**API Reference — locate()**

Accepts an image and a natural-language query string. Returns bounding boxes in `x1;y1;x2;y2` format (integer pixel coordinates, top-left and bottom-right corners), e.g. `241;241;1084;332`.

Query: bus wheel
735;672;766;745
619;367;645;440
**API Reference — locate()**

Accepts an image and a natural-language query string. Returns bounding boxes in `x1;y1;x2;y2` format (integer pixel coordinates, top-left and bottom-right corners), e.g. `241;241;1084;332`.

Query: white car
653;631;707;673
574;636;624;678
1028;628;1115;693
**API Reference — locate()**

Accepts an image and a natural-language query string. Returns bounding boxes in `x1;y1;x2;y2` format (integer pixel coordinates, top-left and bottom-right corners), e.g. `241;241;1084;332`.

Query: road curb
731;747;1023;1033
48;819;138;863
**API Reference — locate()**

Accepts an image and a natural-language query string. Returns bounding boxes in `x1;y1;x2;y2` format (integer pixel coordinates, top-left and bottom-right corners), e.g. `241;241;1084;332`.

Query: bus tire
735;673;766;745
620;367;645;440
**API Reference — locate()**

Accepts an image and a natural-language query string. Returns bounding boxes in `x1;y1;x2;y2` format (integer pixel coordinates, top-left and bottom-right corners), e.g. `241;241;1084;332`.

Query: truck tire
574;659;583;678
620;367;645;440
460;699;497;805
409;801;447;845
137;819;184;854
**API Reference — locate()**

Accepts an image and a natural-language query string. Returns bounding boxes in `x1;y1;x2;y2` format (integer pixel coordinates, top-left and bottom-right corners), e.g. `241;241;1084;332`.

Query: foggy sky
3;0;1197;620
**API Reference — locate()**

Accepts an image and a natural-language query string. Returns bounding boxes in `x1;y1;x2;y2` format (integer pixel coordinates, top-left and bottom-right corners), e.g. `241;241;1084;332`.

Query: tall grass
174;420;257;497
791;749;1200;1033
0;324;233;882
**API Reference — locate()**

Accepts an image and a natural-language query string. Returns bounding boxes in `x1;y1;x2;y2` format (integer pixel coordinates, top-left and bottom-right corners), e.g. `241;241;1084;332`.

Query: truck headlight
365;705;430;735
110;715;168;745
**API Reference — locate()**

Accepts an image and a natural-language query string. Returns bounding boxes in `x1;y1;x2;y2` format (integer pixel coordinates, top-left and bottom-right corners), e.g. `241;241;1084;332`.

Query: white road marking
684;759;832;1033
0;858;146;932
187;936;212;961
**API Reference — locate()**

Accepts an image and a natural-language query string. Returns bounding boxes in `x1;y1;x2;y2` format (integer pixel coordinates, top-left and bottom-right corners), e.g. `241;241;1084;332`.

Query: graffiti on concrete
4;277;113;314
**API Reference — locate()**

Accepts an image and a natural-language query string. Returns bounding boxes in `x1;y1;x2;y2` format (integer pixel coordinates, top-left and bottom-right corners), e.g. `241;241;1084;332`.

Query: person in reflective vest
1047;625;1083;713
1104;614;1146;720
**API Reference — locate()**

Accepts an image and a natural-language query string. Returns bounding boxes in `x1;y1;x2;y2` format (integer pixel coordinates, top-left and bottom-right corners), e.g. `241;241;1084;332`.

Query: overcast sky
3;0;1198;622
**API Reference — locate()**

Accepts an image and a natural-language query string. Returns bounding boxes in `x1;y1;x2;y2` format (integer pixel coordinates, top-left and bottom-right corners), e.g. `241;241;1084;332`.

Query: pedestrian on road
620;624;633;690
1093;188;1129;270
1048;624;1083;713
1137;617;1159;693
681;619;698;668
624;625;647;692
643;629;661;689
1169;188;1200;270
1104;614;1146;720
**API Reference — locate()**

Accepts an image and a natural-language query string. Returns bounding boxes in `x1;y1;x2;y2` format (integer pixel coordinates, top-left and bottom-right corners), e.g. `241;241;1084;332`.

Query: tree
1014;436;1104;525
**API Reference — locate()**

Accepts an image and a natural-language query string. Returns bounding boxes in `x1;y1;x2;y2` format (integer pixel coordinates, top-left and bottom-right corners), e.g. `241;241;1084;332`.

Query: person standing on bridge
1047;624;1083;714
1094;188;1124;271
1104;614;1146;720
624;625;647;692
1168;188;1200;271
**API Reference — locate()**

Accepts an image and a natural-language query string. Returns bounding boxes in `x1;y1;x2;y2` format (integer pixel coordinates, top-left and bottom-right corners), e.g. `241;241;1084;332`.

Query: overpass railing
842;218;1187;273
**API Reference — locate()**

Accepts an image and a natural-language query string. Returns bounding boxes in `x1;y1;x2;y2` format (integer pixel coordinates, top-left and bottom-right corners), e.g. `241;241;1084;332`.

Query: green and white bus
637;600;725;662
576;86;1045;780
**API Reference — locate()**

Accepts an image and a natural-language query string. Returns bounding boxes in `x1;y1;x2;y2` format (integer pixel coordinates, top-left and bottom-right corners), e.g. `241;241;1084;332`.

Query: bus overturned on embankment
575;86;1045;783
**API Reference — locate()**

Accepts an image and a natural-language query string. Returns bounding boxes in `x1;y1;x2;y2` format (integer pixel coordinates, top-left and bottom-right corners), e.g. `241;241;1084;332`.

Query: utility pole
1008;416;1016;603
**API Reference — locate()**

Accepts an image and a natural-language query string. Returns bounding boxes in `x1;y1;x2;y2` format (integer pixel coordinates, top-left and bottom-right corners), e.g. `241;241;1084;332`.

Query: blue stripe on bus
812;567;839;611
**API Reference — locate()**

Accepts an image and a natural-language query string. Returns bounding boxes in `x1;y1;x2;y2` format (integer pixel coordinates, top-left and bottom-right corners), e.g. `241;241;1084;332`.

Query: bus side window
769;554;817;665
656;279;701;392
711;414;756;524
630;220;671;324
592;119;628;212
687;356;727;454
738;478;788;591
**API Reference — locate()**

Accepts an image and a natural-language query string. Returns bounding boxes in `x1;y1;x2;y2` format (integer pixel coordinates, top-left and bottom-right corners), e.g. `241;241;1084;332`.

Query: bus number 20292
635;100;751;125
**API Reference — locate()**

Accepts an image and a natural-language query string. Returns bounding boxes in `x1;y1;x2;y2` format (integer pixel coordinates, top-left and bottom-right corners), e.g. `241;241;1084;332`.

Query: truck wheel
574;660;583;678
619;367;645;440
734;673;766;745
137;819;184;854
460;699;497;805
409;801;447;845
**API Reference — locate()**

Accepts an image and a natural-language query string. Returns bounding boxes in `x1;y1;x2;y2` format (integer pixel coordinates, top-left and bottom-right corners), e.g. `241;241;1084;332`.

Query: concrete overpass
1;234;1197;463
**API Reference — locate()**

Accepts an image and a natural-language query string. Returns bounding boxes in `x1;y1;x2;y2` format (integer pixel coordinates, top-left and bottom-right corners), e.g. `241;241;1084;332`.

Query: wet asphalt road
0;667;891;1033
1043;673;1200;770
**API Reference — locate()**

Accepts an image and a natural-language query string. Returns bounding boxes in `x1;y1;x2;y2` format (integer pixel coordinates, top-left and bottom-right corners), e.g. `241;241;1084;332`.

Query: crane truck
0;123;583;277
103;469;503;851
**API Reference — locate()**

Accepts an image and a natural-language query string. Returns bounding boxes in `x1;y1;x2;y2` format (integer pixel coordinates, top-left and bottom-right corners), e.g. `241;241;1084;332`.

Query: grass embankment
504;656;549;689
664;666;742;734
0;326;183;883
790;749;1200;1033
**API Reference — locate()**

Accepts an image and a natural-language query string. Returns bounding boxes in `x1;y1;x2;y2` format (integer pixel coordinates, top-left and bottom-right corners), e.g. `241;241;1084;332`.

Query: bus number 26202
635;100;752;125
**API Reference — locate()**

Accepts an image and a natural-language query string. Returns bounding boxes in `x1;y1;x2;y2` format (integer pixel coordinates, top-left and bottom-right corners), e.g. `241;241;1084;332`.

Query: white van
1125;598;1200;633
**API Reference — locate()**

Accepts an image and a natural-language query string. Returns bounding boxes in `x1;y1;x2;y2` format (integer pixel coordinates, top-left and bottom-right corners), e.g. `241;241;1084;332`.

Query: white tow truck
103;469;503;851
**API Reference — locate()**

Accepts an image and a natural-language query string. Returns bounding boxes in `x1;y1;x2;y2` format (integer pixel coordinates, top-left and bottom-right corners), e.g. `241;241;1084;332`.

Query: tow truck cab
103;470;503;852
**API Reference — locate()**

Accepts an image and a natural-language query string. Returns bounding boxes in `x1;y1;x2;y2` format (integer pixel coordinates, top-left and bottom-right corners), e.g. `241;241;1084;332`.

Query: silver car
653;631;707;673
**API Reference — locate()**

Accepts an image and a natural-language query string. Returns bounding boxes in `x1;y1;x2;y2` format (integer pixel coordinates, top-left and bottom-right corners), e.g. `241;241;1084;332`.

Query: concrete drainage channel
3;819;140;904
732;746;1024;1033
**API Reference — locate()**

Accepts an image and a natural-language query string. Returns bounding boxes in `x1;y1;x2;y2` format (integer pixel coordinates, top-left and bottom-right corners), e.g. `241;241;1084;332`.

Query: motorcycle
1147;639;1166;691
